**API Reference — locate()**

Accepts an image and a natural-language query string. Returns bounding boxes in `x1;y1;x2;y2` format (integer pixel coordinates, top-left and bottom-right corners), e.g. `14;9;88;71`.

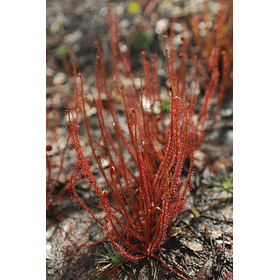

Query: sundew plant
63;4;231;278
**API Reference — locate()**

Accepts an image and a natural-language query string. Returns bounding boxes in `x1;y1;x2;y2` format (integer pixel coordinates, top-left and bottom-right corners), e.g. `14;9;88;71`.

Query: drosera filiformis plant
66;40;195;280
61;4;232;279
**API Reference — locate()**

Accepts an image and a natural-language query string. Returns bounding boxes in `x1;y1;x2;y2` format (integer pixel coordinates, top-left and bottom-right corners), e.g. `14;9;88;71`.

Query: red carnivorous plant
66;40;197;279
65;7;225;279
46;92;73;221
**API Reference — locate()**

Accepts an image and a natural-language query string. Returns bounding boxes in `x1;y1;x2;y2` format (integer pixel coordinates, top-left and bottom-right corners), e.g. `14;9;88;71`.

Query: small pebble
155;18;169;34
53;72;67;85
171;6;182;17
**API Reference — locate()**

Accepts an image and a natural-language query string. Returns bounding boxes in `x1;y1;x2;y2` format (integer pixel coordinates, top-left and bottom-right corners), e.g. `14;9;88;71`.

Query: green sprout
95;243;122;269
105;244;123;267
212;175;233;194
161;100;170;112
57;44;68;55
93;243;124;277
133;30;151;47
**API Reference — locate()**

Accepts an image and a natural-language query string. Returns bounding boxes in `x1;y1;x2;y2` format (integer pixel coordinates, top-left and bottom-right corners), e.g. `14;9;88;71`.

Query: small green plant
95;243;123;270
212;175;233;194
161;100;170;112
104;243;123;268
57;44;68;55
